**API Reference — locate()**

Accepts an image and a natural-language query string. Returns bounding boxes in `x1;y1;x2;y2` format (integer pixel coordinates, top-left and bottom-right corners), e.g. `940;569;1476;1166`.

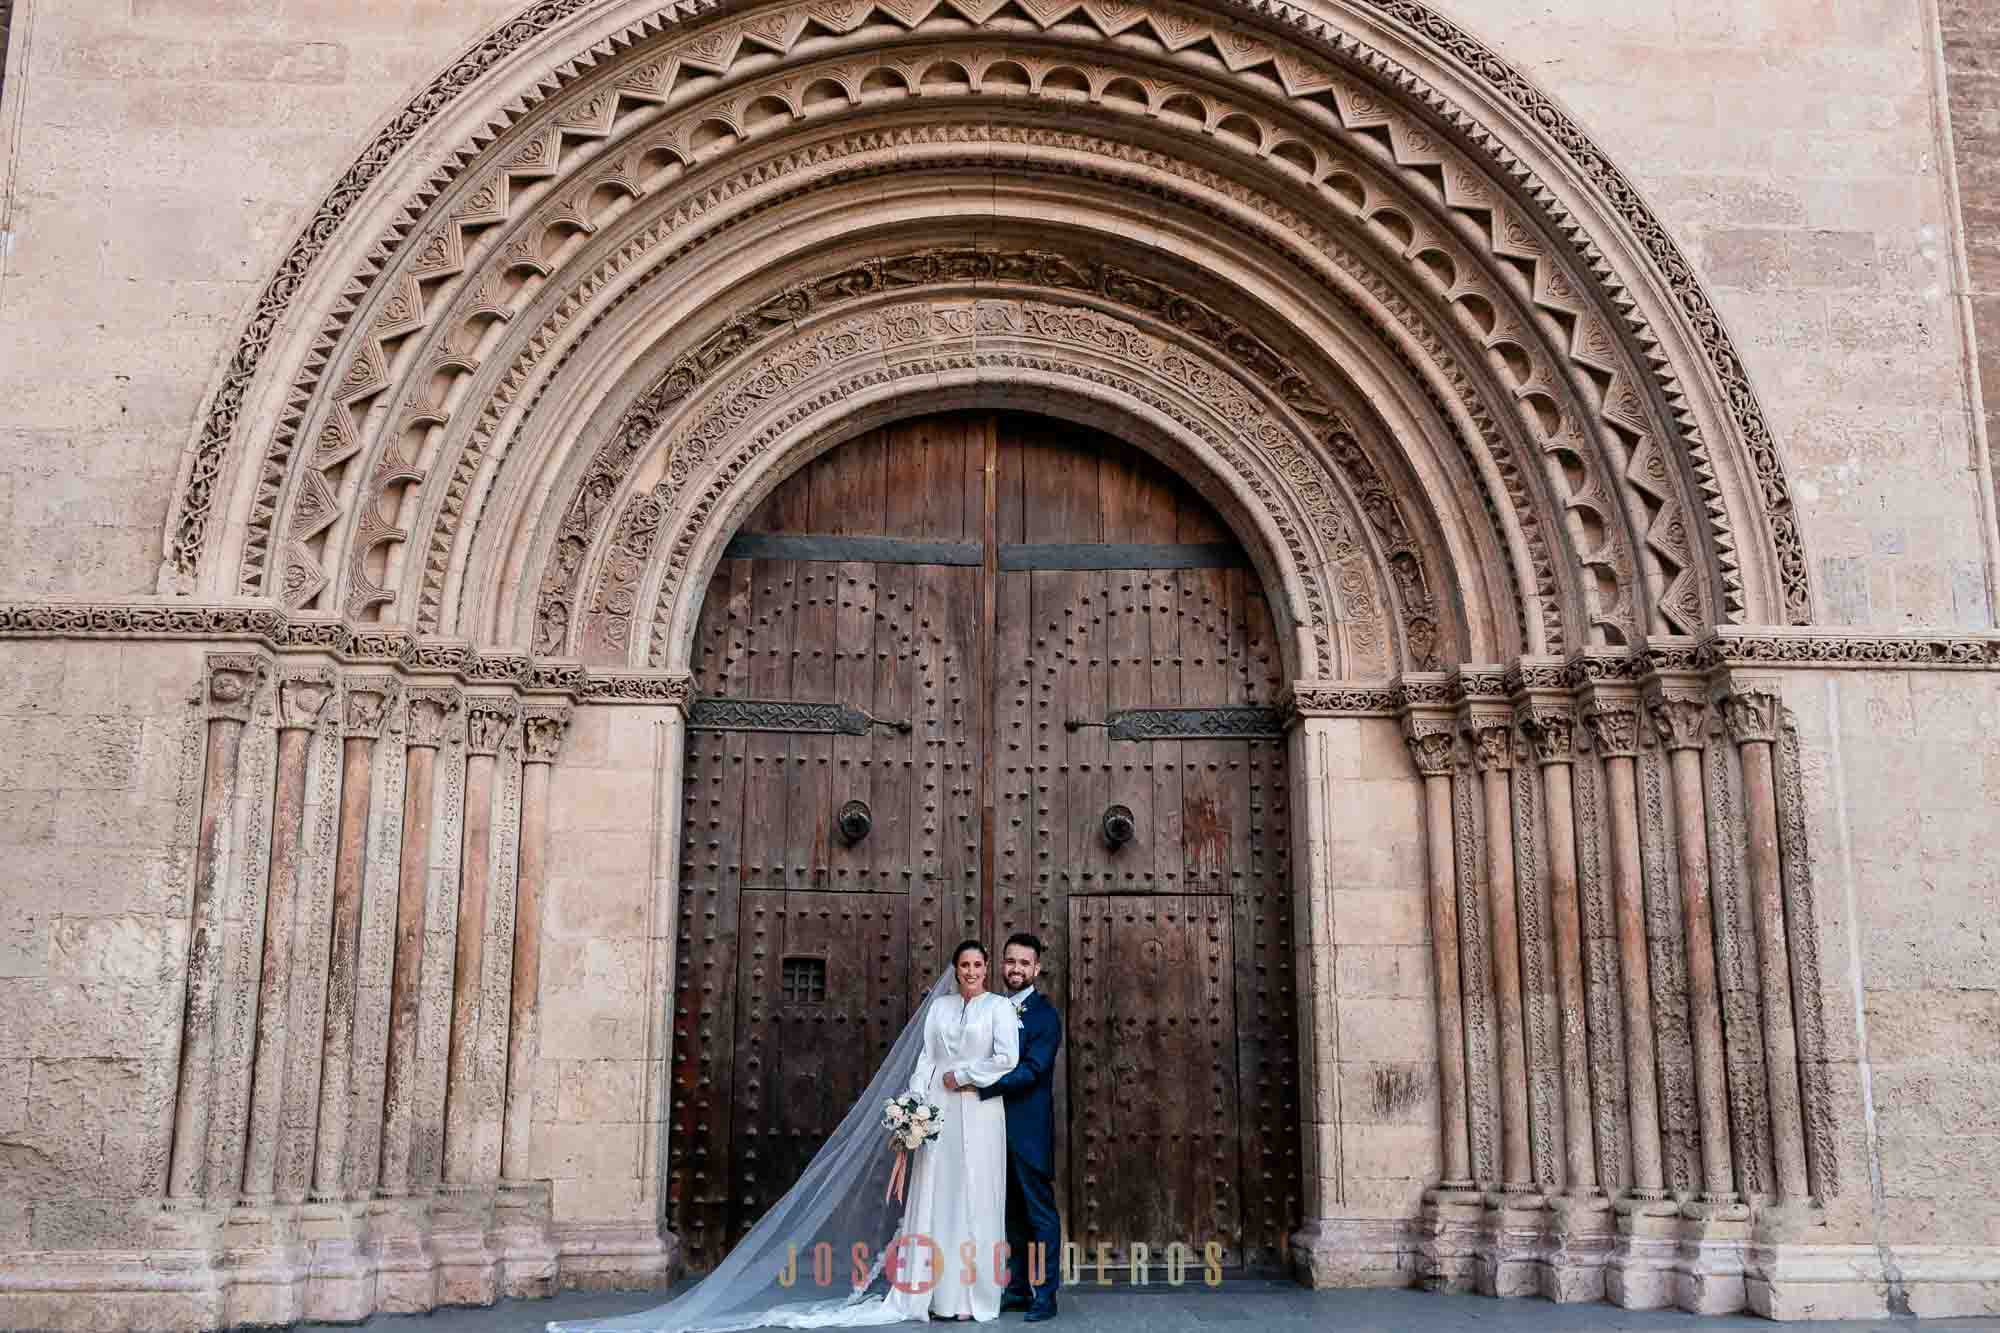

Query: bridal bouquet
881;1093;941;1202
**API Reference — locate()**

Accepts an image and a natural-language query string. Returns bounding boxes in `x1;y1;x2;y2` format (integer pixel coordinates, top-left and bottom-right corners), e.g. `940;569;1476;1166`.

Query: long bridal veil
550;969;958;1333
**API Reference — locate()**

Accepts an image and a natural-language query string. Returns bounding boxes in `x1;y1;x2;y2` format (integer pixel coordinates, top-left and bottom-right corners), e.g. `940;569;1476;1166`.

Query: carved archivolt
162;0;1813;671
603;297;1389;676
523;252;1436;675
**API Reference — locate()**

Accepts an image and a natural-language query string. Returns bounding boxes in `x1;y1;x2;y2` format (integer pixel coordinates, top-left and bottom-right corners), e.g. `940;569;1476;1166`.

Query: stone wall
0;2;1988;619
1783;666;2000;1307
1940;0;2000;605
0;640;204;1257
0;0;520;598
532;702;678;1280
1424;0;1992;628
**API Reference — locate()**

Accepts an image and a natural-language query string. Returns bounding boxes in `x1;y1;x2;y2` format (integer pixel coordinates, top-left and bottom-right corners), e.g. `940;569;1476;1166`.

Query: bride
551;940;1020;1332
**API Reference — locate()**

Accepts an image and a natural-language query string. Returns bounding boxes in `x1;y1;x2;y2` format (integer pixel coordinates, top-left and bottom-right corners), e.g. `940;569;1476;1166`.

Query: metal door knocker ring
1101;804;1135;849
837;799;873;844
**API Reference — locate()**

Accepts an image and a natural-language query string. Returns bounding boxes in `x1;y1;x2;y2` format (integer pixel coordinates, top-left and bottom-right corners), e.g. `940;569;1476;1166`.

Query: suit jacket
978;990;1061;1175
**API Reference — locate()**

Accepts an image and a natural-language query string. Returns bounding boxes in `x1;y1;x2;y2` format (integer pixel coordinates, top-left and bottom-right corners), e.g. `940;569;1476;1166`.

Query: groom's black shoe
1023;1300;1057;1322
998;1294;1034;1313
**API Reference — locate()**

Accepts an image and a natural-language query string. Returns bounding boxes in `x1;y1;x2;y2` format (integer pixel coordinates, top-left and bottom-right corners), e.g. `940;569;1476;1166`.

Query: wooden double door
667;412;1299;1275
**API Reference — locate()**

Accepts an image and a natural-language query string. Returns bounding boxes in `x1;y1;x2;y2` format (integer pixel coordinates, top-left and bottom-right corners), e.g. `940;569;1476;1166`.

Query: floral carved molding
547;284;1435;679
160;0;1811;654
3;608;1994;694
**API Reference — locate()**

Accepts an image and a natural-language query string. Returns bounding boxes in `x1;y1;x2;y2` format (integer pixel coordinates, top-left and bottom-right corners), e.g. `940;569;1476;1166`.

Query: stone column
502;704;569;1181
312;677;397;1201
444;696;519;1184
379;687;458;1195
1404;711;1473;1191
167;654;267;1203
1462;706;1533;1196
241;669;336;1200
1518;697;1600;1202
1581;694;1666;1201
1644;681;1737;1204
1719;682;1808;1202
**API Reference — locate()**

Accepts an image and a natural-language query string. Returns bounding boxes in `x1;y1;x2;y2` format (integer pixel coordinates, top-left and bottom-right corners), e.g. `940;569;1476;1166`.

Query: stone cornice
0;602;694;704
7;608;1998;715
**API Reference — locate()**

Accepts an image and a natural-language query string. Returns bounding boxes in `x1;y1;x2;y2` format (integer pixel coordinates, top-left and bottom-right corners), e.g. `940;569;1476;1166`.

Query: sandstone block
0;716;143;791
557;1060;644;1125
48;915;187;981
1336;998;1434;1065
0;916;49;980
533;1121;641;1180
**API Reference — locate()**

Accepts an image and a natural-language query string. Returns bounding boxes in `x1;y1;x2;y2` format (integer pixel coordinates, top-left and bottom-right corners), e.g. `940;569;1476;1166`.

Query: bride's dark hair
952;938;988;966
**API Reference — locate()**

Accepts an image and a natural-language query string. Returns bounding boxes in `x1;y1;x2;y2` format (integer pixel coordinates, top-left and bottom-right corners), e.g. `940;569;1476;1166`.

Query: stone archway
17;0;1857;1323
665;408;1306;1274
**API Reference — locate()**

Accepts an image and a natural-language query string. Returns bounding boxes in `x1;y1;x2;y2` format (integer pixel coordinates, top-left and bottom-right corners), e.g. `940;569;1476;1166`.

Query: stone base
1605;1199;1681;1309
1541;1194;1613;1303
1417;1192;1484;1293
4;1212;1995;1328
1286;1218;1419;1289
1674;1207;1752;1314
1475;1196;1547;1298
0;1202;676;1333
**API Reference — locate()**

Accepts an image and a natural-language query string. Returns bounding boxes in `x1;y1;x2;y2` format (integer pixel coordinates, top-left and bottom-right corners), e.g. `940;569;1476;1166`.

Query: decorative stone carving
1517;706;1575;766
520;706;571;765
204;653;268;723
628;316;1357;674
276;669;337;731
404;688;461;750
1284;684;1401;718
1464;720;1516;773
1718;687;1781;746
465;697;520;756
1643;685;1710;752
1402;717;1459;776
1581;703;1641;759
344;678;399;739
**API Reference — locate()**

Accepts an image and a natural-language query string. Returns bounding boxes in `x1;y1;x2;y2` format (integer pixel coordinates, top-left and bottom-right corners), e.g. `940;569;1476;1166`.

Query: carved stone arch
380;114;1574;663
515;279;1429;680
165;0;1811;645
634;363;1347;681
451;213;1534;678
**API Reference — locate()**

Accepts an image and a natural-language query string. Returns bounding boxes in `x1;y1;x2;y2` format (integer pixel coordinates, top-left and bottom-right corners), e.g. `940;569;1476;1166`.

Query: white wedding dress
547;976;1019;1333
768;989;1020;1327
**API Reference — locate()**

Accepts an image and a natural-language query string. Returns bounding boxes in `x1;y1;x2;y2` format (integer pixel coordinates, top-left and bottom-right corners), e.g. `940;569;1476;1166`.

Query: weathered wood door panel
730;891;909;1236
669;411;1299;1274
1068;895;1240;1266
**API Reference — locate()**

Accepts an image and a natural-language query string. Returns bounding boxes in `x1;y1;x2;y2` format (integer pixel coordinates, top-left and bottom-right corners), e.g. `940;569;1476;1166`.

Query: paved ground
302;1279;2000;1332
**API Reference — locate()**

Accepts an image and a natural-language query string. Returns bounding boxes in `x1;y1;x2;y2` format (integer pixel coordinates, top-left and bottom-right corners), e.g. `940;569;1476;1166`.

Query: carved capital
203;653;268;724
1718;684;1782;747
342;676;400;740
465;696;520;756
1517;704;1575;766
1401;714;1458;777
1582;703;1641;758
521;705;573;765
276;669;336;731
1644;684;1710;751
1460;705;1516;772
404;686;462;750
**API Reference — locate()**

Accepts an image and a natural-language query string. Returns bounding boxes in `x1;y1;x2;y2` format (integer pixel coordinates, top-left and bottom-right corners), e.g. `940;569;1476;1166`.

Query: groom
983;933;1062;1321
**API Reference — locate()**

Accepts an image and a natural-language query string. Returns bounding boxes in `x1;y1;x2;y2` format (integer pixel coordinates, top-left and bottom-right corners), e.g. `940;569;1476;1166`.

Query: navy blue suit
979;990;1062;1311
